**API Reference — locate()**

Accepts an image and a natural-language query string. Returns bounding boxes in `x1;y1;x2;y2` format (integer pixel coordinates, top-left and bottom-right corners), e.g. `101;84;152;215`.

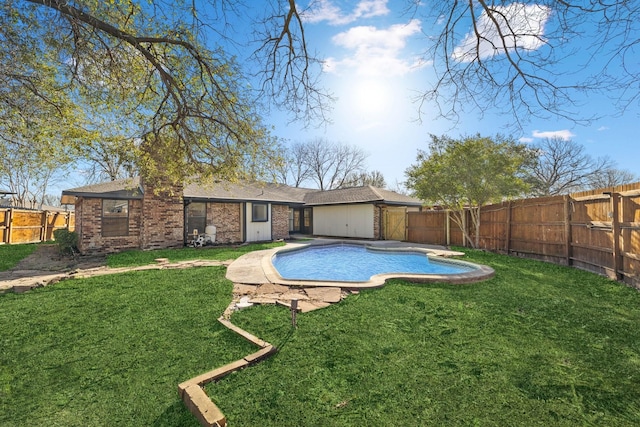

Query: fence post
41;211;48;243
564;196;572;267
609;192;622;280
1;209;5;244
6;208;13;244
505;201;512;254
404;208;408;241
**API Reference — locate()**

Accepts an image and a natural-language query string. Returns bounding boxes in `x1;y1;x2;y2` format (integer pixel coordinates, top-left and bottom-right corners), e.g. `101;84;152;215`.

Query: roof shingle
62;179;422;207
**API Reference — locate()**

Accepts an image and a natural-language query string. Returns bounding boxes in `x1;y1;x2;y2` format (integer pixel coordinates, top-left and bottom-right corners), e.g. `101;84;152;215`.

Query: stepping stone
253;292;286;300
256;283;290;294
305;287;343;303
279;291;310;301
233;283;258;295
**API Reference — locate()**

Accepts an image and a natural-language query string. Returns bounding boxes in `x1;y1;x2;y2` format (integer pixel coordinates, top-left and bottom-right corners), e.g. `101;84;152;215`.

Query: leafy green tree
2;1;315;189
405;134;533;248
0;31;86;206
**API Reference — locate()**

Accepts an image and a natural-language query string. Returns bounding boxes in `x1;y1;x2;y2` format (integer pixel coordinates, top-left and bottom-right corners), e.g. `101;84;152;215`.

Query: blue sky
264;0;639;188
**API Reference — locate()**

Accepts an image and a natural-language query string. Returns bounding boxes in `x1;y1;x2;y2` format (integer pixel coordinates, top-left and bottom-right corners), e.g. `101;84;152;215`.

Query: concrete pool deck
226;238;495;289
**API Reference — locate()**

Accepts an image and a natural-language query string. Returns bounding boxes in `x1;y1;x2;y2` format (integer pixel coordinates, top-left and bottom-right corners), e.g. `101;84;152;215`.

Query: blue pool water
272;244;475;282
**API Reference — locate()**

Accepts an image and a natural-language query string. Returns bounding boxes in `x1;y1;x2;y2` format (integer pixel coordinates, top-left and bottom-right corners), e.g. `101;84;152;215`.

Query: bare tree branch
250;0;334;125
415;0;640;128
528;137;616;196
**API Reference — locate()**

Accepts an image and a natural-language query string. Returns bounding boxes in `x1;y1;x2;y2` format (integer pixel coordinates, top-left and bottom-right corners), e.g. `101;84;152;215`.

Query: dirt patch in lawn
9;244;107;273
0;245;108;293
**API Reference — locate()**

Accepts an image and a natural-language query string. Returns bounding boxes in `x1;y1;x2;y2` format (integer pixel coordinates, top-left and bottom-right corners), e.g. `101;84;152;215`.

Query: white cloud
302;0;390;25
531;129;576;140
597;126;609;131
453;3;551;62
519;137;534;143
324;19;425;76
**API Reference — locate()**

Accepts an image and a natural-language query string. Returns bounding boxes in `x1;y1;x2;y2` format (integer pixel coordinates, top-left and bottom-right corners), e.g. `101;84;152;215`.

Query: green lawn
1;247;639;426
0;244;39;271
218;250;640;426
106;241;284;267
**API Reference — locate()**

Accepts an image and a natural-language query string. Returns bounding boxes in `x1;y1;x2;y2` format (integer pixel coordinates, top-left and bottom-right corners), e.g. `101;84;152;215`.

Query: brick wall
76;197;143;254
75;180;184;254
207;202;243;244
271;204;290;240
373;205;381;239
74;186;307;254
141;182;184;250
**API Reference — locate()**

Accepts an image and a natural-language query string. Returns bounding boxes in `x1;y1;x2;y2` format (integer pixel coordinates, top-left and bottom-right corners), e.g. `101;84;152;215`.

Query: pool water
272;244;475;282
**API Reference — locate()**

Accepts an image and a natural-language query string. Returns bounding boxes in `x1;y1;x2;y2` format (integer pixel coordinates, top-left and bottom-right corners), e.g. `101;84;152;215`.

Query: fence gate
384;208;406;241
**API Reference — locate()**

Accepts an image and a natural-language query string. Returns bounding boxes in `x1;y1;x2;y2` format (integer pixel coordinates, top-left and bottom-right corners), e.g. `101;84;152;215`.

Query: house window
102;199;129;237
186;202;207;237
252;203;268;222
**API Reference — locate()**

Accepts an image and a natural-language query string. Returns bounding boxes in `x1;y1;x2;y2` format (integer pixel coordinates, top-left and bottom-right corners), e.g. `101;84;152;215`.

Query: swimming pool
271;243;488;283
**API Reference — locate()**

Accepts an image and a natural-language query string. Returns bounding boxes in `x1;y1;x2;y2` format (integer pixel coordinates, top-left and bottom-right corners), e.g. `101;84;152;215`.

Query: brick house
61;178;422;254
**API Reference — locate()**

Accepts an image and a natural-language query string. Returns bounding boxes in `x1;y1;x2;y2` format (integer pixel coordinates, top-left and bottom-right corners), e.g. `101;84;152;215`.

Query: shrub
53;229;78;255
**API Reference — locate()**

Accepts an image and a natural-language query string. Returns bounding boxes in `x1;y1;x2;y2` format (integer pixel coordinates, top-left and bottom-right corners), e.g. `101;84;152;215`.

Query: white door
246;202;272;242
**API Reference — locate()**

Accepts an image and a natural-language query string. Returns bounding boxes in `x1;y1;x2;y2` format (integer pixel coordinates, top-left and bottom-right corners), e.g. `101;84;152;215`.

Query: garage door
313;204;374;238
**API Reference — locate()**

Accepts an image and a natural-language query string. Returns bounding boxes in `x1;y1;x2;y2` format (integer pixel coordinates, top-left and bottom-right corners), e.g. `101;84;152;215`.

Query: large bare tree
340;171;387;189
298;138;368;190
588;168;639;190
276;139;369;190
528;137;616;196
0;137;73;209
274;141;313;187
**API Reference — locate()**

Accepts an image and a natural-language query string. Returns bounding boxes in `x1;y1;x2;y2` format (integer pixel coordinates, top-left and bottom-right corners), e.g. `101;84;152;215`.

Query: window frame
186;202;207;237
251;203;269;222
101;199;129;237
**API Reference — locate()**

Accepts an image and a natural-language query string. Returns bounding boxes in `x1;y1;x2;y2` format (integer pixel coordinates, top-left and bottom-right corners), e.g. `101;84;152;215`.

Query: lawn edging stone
179;282;354;426
178;305;278;427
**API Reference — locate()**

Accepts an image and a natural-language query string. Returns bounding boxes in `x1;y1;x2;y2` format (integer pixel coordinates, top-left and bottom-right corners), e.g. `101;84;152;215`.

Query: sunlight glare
350;79;392;117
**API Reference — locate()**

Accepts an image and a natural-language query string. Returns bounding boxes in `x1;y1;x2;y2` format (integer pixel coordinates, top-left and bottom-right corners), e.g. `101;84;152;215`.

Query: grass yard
217;250;640;426
1;246;639;426
0;267;255;426
0;244;39;271
106;242;284;267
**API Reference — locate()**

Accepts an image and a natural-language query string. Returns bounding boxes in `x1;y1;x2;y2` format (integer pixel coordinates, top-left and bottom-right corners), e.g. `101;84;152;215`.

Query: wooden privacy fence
407;183;640;288
0;208;75;245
